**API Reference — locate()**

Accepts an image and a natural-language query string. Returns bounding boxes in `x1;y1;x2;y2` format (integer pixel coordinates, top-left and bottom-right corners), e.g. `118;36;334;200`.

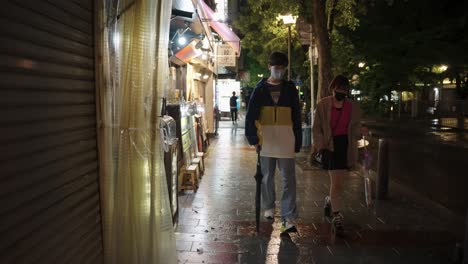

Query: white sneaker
264;208;274;220
281;218;297;233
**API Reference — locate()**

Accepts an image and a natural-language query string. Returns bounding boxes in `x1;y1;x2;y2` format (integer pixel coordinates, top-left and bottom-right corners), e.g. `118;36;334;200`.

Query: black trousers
230;108;238;121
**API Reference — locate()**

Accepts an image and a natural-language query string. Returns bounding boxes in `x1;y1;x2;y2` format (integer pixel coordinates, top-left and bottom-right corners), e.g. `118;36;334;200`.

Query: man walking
245;51;302;233
230;91;238;123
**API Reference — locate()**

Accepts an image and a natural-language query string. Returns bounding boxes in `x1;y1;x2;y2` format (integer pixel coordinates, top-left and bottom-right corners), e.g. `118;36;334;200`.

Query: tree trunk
327;0;338;34
312;0;333;101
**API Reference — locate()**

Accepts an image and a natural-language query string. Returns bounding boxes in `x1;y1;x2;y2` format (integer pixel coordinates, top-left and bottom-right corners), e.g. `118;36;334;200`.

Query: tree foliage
234;1;306;87
342;0;468;107
234;0;362;100
234;0;467;116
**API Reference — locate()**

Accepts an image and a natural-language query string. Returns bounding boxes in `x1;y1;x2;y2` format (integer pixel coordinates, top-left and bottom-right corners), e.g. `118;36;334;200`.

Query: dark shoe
332;213;344;237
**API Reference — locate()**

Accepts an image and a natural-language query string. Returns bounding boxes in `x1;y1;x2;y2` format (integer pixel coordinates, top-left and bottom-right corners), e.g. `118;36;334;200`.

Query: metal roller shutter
0;0;103;263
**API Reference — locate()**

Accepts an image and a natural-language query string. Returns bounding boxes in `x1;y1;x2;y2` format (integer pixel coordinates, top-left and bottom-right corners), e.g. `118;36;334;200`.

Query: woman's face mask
334;89;348;101
270;66;285;80
334;92;347;101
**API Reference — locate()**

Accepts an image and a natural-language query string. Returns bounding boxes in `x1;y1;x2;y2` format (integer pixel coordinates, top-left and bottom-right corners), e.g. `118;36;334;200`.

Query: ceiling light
178;36;187;45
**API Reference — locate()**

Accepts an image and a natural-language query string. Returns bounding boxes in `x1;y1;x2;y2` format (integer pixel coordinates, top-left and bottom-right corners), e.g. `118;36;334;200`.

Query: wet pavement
175;118;463;264
362;118;468;215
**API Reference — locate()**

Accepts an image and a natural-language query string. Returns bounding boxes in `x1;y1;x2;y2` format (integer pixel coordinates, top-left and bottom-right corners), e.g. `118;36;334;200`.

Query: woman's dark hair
268;51;288;67
328;75;350;92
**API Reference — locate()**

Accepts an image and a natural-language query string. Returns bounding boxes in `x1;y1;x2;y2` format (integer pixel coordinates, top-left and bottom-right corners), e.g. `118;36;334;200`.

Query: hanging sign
216;43;236;67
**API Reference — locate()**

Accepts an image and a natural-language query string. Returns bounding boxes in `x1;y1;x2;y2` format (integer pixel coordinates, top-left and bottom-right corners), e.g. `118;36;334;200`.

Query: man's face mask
334;92;347;101
270;66;285;80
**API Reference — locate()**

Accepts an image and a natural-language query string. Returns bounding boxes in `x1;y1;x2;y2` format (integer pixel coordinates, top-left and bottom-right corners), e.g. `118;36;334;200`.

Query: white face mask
270;66;285;80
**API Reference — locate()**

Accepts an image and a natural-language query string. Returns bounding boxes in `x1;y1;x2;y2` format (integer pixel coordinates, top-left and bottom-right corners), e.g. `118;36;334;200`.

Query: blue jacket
245;78;302;155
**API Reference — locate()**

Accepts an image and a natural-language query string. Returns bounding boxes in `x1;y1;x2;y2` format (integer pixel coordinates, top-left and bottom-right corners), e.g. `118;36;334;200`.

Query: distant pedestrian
245;51;302;233
214;104;220;135
312;75;366;236
230;91;238;123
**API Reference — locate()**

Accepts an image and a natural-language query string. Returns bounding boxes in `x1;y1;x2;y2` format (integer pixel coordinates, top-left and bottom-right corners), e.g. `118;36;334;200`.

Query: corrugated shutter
0;0;103;263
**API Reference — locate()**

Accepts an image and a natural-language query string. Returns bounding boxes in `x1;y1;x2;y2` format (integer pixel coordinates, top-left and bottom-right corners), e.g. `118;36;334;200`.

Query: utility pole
287;24;291;81
309;25;315;145
309;27;315;118
279;14;297;81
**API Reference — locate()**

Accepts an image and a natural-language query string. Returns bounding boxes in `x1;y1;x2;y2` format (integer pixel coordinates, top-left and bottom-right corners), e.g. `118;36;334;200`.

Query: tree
241;56;269;88
342;0;468;115
296;0;363;101
235;0;364;105
234;1;308;85
311;0;333;99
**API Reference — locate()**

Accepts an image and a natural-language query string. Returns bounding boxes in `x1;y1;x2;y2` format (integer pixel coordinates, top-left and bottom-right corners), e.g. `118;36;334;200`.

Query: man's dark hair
268;51;288;67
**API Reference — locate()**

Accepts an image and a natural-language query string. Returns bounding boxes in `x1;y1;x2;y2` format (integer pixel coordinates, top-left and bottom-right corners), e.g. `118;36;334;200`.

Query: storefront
164;0;241;225
164;0;213;222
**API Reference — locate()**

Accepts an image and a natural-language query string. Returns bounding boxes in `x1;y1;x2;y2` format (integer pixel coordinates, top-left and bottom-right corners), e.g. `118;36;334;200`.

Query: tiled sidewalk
175;122;463;264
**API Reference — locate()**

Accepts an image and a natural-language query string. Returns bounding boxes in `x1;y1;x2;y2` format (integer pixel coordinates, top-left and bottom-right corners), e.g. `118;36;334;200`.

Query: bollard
464;209;468;264
376;138;389;200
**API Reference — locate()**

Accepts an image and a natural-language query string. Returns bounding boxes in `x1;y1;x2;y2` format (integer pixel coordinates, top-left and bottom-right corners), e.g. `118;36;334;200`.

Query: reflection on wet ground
431;117;468;130
365;117;468;147
363;117;468;215
427;118;468;145
427;130;468;144
175;119;462;264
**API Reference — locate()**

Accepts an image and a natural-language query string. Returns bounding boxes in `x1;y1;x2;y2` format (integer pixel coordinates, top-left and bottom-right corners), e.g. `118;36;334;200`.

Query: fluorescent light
113;32;120;47
178;36;187;45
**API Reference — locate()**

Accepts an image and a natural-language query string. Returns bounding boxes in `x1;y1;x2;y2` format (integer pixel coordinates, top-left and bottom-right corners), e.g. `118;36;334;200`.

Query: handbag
314;148;333;170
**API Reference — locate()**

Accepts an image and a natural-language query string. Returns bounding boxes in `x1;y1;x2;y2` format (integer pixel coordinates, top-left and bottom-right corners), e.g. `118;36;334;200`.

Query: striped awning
197;0;240;56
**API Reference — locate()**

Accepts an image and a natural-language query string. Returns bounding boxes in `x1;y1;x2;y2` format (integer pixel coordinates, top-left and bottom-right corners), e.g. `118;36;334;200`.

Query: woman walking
312;75;365;236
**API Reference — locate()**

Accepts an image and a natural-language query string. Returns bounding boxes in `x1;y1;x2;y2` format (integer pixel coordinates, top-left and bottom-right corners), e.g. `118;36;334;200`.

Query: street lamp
279;14;297;81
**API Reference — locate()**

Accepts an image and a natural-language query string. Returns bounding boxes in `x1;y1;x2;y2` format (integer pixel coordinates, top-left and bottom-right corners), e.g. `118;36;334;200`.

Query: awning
198;0;240;56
